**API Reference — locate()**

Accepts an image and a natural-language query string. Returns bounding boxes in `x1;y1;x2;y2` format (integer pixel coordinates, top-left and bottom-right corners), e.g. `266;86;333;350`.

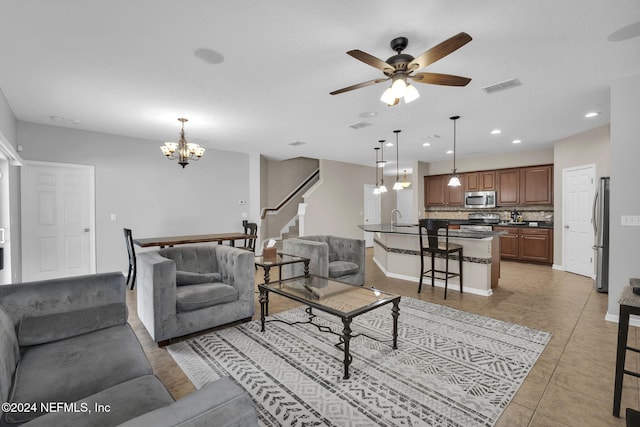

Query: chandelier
160;118;205;168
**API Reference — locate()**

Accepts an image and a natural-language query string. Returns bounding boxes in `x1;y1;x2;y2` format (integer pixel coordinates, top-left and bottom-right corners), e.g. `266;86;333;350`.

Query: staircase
271;218;299;251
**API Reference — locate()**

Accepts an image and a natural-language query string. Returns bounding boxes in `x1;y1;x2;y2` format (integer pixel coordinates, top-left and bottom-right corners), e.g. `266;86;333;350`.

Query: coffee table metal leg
263;266;271;285
259;288;269;331
391;299;400;349
304;259;310;277
342;317;353;380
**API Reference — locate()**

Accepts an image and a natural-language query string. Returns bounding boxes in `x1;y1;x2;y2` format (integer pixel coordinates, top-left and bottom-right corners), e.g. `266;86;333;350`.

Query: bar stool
613;285;640;417
418;219;463;300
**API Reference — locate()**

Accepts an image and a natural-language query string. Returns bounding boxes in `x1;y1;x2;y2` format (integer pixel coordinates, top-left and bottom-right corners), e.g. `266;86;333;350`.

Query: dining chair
237;222;258;252
418;219;463;299
123;228;137;290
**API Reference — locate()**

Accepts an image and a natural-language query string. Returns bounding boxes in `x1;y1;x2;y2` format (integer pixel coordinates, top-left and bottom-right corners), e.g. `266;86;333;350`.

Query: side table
254;252;310;285
613;285;640;417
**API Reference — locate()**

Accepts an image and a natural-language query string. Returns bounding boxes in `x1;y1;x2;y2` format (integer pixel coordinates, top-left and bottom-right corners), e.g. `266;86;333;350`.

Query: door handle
83;228;90;233
564;225;570;229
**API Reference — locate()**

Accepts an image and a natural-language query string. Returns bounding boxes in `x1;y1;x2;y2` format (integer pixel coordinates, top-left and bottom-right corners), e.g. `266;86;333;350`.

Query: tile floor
127;249;638;426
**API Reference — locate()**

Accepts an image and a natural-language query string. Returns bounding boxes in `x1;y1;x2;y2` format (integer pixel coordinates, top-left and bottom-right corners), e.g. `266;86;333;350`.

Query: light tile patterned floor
127;249;637;426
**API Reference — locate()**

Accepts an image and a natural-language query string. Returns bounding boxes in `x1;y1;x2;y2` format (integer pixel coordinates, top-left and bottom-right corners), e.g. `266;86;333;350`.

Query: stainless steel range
459;213;500;231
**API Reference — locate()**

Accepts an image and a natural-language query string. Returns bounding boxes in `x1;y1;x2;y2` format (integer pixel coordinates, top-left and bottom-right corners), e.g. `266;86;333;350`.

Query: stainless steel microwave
464;191;496;208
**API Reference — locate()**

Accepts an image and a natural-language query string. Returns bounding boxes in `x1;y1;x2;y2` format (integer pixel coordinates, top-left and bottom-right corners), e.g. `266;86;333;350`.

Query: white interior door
21;161;96;281
563;164;596;277
0;154;10;284
396;188;414;224
363;184;381;247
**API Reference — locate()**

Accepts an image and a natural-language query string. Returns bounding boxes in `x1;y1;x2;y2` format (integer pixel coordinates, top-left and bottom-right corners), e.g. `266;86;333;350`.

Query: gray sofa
0;272;258;426
283;235;365;285
137;244;255;344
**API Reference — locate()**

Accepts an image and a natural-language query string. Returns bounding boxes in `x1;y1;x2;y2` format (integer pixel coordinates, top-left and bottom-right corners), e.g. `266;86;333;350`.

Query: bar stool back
418;219;463;300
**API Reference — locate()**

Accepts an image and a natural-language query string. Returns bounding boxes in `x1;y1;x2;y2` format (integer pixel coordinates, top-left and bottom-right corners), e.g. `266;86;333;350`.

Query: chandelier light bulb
404;84;420;103
391;79;407;98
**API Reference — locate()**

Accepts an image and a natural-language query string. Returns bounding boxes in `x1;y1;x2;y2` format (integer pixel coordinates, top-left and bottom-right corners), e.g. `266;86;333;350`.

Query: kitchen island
359;223;504;297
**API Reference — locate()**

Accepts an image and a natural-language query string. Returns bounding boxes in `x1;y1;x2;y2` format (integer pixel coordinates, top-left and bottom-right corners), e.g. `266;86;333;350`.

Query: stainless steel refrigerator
592;176;610;293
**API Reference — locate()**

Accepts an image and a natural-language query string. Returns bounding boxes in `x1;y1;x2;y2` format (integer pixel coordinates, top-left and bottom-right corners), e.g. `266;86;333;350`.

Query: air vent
482;78;522;94
289;141;306;146
348;121;372;130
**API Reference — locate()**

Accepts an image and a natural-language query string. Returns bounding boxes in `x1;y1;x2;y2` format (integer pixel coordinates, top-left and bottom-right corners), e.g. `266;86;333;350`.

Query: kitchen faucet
391;209;402;226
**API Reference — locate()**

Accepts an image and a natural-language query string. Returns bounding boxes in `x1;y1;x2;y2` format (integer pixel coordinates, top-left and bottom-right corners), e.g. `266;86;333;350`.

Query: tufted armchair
137;244;254;345
283;235;365;285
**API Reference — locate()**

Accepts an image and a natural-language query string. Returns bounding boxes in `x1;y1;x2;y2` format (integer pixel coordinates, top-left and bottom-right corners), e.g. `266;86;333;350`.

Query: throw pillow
17;303;127;347
176;271;222;286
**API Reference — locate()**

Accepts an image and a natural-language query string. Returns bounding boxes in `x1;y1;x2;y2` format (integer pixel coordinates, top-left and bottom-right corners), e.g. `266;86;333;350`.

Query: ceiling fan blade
347;50;394;73
407;32;472;71
410;72;471;86
330;78;389;95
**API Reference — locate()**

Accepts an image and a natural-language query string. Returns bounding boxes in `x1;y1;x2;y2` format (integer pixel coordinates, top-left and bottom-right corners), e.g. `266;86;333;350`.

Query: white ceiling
1;1;639;174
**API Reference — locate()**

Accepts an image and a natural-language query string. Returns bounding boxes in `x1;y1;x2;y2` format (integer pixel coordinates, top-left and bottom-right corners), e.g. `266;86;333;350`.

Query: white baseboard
372;258;493;297
552;264;564;271
605;311;640;327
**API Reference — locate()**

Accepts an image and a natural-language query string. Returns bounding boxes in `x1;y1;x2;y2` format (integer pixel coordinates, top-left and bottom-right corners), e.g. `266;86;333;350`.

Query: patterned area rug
167;297;551;426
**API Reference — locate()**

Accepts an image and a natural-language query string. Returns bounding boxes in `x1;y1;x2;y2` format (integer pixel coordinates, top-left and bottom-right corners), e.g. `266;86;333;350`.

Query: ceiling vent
348;121;372;130
482;78;521;94
289;141;306;146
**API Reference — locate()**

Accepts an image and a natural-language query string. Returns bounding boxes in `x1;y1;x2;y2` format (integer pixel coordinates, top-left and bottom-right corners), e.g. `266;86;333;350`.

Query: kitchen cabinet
424;175;463;207
464;171;496;192
494;226;553;264
520;165;553;205
496;169;520;205
496;165;553;206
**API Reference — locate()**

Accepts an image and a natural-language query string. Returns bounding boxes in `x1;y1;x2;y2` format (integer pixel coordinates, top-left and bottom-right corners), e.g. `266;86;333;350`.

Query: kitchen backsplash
425;206;554;223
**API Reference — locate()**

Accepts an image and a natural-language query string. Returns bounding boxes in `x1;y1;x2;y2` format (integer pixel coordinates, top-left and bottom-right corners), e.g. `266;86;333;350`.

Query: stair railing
260;169;319;219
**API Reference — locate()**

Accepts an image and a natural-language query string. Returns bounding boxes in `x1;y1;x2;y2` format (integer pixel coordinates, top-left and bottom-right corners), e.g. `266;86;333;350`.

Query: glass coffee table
254;252;310;285
258;275;400;379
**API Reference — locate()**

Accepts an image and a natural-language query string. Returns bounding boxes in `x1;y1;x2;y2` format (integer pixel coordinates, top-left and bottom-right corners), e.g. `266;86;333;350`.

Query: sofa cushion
0;306;19;404
21;375;174;427
328;261;360;279
176;283;239;312
176;271;222;286
17;303;127;346
5;324;152;424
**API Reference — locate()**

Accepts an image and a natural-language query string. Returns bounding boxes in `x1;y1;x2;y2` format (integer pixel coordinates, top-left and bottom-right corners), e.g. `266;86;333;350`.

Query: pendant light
447;116;462;187
392;130;403;190
378;140;388;193
373;147;381;195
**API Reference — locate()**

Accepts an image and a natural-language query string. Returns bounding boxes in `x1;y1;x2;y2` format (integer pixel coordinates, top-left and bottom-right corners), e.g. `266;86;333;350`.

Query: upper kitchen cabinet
424;175;463;207
464;171;496;192
497;165;553;206
496;169;520;205
520;165;553;205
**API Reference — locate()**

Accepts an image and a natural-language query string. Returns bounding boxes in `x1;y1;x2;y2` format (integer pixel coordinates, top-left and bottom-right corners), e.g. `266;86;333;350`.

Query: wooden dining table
133;232;256;248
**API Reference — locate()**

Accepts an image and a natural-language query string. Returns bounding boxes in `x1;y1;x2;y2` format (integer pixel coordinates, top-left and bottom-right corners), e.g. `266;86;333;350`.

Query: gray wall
609;74;640;317
553;125;610;267
0;88;21;282
304;159;376;239
18;121;251;275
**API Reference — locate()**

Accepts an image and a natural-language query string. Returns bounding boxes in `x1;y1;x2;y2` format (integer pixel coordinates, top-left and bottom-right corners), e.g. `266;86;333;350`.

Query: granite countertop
358;223;505;239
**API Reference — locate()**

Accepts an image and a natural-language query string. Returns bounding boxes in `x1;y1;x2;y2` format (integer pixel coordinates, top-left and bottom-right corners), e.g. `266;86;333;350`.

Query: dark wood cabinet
465;171;496;192
496;169;520;205
424;175;463;207
494;226;553;264
496;165;553;206
520;165;553;205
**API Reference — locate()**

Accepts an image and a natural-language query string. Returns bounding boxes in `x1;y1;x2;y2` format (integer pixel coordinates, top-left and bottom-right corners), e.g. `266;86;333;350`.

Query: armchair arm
118;377;258;427
283;238;329;278
215;245;255;303
136;251;177;342
0;272;126;329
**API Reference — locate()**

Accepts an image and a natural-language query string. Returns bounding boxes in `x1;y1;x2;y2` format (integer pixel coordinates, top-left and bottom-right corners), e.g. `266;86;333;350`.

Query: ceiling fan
330;32;472;105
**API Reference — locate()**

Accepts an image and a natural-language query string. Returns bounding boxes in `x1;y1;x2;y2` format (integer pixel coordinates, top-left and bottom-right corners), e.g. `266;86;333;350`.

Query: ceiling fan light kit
331;32;472;107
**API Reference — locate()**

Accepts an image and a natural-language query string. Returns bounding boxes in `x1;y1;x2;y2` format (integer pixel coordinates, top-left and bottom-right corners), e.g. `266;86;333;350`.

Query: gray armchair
137;244;255;344
283;235;365;285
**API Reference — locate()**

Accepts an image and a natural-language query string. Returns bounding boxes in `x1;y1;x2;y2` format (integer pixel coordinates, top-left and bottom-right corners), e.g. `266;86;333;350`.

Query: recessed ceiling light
51;115;64;121
358;111;377;118
288;141;306;146
386;142;394;147
422;142;431;147
446;150;454;154
585;112;600;118
512;139;522;144
491;129;502;135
